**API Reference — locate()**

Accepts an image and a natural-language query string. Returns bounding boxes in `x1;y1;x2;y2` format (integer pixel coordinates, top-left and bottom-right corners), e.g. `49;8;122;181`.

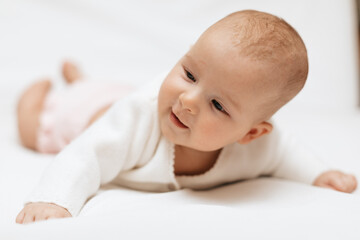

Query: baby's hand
313;170;357;193
16;202;72;224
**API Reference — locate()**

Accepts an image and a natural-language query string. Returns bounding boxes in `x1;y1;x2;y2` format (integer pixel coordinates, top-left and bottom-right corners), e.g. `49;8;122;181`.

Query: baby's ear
238;121;273;144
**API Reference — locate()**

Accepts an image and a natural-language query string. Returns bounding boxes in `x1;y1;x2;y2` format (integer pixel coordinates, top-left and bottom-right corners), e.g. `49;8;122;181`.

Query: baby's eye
212;99;226;113
186;70;196;82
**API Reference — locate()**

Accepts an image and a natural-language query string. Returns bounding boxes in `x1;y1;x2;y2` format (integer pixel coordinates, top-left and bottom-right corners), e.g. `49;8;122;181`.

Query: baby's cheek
160;80;182;102
196;121;229;149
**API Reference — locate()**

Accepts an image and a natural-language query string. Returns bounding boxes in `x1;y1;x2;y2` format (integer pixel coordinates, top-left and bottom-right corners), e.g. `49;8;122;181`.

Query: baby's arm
16;203;71;224
16;90;159;224
313;170;357;193
269;125;357;193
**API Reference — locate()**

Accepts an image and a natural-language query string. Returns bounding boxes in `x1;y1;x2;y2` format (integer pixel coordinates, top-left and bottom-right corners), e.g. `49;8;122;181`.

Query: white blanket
1;0;360;239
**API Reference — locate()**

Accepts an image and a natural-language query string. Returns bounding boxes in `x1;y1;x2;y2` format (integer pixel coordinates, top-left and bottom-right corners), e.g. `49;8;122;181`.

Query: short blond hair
211;10;308;122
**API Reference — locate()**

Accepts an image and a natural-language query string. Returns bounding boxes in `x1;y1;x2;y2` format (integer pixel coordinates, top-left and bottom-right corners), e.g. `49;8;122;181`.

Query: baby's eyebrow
184;54;205;70
184;54;194;61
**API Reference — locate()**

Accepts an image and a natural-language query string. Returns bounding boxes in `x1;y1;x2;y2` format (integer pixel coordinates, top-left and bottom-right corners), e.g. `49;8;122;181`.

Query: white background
1;0;360;239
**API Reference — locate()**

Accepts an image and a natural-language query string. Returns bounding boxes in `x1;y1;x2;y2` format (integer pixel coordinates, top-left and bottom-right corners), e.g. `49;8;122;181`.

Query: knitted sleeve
25;93;159;216
269;127;330;185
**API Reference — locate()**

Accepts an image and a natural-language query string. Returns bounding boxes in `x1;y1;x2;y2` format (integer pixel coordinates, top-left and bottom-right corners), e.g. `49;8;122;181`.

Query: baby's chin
159;122;225;152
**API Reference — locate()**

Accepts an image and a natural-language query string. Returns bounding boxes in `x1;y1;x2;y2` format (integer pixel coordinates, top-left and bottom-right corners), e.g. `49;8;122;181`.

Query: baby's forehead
187;41;276;85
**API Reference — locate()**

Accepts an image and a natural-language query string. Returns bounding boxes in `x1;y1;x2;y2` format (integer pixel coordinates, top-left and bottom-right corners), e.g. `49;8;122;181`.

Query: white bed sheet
1;0;360;239
3;178;360;239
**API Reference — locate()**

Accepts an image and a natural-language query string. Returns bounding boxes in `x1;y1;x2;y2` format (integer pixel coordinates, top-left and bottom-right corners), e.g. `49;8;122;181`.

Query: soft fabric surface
1;0;360;239
2;179;360;239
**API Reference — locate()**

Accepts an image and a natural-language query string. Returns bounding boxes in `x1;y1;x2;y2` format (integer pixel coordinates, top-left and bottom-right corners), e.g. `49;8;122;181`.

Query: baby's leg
61;61;111;127
62;61;82;84
17;80;51;151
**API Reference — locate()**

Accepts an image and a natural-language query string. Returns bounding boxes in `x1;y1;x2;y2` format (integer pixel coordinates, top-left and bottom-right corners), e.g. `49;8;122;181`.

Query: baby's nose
179;92;199;114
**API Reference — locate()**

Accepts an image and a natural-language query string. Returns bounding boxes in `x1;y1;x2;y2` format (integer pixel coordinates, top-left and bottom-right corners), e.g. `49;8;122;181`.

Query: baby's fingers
23;212;52;224
16;210;46;224
15;210;25;224
330;174;357;193
342;175;357;192
22;212;36;224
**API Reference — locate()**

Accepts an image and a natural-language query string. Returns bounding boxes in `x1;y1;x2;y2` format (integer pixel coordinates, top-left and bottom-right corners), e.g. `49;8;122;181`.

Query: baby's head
158;10;308;151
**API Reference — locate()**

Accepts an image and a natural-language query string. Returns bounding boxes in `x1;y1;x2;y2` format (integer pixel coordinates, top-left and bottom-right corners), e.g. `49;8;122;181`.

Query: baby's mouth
170;111;189;129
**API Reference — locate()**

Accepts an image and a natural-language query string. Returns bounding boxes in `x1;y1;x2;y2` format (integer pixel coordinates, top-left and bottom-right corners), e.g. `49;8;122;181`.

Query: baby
16;10;357;224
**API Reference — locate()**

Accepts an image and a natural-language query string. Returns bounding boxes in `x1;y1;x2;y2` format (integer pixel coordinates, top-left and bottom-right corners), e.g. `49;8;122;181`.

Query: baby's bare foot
62;61;82;84
17;80;52;150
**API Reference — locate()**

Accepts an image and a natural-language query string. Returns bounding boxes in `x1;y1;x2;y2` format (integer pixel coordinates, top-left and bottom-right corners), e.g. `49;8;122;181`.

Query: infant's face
158;32;271;151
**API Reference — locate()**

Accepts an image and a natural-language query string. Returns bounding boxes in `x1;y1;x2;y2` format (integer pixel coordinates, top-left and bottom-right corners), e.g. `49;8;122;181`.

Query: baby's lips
171;111;189;128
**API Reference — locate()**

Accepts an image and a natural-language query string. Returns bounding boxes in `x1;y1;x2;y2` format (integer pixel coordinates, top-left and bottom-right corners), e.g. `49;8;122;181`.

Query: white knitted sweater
26;77;329;216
